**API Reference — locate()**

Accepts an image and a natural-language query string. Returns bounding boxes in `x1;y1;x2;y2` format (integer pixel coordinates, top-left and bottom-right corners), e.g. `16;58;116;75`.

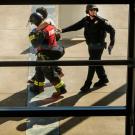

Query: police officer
28;12;67;97
61;5;115;92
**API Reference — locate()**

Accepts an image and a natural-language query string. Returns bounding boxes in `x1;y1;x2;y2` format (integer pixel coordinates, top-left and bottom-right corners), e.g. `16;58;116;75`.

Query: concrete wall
0;5;31;56
58;5;86;39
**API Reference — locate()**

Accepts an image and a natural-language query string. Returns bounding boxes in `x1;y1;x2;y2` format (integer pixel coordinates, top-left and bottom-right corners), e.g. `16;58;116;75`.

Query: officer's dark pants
85;43;108;83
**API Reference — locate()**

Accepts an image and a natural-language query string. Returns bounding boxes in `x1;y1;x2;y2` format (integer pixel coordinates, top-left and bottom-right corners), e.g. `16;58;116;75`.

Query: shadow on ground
49;84;127;135
15;84;126;133
21;39;85;54
0;88;27;131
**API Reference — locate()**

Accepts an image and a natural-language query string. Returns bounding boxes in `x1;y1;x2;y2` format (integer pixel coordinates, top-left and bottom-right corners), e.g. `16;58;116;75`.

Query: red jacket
43;24;57;47
29;24;60;52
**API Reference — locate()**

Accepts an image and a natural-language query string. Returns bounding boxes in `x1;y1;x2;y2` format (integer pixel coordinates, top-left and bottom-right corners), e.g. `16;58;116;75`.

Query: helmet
36;7;48;19
29;13;43;26
86;4;98;14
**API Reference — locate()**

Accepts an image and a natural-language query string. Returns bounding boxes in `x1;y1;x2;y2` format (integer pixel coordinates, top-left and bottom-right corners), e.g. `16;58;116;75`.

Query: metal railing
0;59;134;135
0;59;133;67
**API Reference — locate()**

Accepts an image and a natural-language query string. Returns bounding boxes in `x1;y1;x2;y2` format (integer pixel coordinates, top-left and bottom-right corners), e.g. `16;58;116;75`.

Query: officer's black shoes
30;86;44;95
52;86;67;98
93;78;109;87
80;82;92;93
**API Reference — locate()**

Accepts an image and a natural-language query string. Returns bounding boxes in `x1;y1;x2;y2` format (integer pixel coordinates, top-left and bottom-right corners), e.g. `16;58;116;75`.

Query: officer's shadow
16;85;104;131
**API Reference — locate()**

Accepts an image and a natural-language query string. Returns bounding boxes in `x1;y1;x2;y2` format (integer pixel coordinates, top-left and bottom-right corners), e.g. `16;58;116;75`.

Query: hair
36;7;48;19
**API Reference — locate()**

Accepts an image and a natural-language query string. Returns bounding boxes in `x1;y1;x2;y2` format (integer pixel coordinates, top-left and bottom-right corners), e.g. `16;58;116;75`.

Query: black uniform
62;15;115;90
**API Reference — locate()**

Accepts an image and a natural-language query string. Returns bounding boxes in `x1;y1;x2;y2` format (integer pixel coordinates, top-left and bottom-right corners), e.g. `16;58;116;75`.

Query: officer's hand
108;45;113;55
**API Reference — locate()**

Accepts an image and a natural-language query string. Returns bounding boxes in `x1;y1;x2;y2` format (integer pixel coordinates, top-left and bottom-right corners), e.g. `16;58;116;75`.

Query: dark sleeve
104;21;115;46
29;31;46;48
62;18;85;33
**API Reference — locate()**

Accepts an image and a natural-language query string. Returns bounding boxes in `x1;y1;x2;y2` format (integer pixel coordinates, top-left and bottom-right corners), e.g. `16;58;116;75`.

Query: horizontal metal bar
0;0;130;5
0;106;126;117
0;60;133;67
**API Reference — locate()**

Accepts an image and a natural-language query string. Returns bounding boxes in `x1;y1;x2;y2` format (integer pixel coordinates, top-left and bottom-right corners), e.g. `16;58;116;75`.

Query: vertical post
132;5;135;135
126;3;134;135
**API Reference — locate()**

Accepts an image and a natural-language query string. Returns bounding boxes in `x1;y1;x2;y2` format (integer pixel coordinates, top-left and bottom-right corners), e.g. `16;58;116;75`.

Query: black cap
86;4;98;14
29;13;43;26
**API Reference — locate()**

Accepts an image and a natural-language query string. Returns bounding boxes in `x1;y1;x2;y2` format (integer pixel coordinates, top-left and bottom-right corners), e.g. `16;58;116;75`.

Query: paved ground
0;5;129;135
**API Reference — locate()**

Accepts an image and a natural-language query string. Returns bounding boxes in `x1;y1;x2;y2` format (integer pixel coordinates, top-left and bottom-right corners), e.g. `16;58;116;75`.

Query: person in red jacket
28;12;67;98
28;7;64;84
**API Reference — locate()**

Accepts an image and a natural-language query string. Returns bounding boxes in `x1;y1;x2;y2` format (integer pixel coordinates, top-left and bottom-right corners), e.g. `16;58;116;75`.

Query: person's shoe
80;82;92;92
52;86;67;98
27;79;34;84
93;78;109;87
59;71;64;78
30;86;44;95
27;76;36;84
55;67;64;78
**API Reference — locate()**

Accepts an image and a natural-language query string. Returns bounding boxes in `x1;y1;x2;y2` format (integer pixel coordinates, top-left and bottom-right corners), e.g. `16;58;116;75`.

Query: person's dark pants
85;43;108;83
35;52;61;85
31;47;65;83
31;64;62;82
